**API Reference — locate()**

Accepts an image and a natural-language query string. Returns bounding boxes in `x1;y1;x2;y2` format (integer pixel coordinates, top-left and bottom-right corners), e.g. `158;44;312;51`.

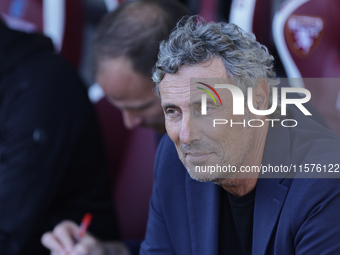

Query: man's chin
184;162;239;183
179;156;220;182
185;166;218;183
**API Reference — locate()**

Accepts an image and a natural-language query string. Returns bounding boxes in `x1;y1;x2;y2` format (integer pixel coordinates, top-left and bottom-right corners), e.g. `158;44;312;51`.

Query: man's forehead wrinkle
161;92;191;105
160;80;190;96
190;90;204;102
159;59;232;106
161;86;189;96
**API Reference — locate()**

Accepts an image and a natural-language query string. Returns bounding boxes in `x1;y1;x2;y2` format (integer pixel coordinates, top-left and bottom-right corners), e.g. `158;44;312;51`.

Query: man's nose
179;113;190;145
122;110;142;130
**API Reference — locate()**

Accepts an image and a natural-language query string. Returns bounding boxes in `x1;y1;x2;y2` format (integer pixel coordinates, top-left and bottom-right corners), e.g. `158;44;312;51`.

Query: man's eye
206;106;214;112
165;108;180;118
205;104;217;113
165;108;176;114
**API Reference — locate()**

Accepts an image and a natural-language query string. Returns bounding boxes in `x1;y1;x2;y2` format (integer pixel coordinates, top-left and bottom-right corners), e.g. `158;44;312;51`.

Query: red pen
66;213;93;255
78;213;93;239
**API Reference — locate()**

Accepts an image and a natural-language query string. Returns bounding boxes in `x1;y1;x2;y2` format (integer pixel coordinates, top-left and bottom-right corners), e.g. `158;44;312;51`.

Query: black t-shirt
219;187;256;255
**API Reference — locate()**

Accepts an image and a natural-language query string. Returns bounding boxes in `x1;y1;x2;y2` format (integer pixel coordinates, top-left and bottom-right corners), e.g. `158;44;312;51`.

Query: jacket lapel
252;123;292;254
186;174;220;255
252;178;288;254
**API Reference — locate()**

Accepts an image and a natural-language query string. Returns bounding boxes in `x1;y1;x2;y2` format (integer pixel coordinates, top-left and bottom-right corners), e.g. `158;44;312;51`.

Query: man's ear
253;79;269;110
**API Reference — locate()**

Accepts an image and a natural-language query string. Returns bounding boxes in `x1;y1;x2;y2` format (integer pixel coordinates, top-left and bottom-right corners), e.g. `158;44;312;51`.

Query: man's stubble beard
179;126;255;184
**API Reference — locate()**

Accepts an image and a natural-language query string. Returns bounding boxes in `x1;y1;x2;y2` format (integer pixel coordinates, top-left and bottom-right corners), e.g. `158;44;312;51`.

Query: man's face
159;58;262;182
96;57;165;133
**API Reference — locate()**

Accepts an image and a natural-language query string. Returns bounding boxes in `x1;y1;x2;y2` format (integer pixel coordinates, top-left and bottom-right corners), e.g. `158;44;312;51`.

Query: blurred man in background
42;0;190;254
93;0;189;133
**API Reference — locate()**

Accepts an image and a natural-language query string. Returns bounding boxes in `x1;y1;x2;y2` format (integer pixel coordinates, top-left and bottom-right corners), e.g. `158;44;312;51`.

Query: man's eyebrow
191;100;201;105
162;101;214;108
162;103;178;109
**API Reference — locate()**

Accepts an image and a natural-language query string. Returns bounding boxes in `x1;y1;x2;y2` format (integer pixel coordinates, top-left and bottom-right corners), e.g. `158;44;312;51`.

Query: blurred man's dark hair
93;0;191;78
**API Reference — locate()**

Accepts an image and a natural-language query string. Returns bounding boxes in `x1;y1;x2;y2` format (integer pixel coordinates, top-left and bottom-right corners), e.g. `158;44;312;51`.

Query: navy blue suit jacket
141;110;340;255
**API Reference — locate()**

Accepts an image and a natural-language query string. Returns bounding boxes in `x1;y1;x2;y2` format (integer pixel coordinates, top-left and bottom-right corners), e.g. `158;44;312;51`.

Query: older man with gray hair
140;16;340;255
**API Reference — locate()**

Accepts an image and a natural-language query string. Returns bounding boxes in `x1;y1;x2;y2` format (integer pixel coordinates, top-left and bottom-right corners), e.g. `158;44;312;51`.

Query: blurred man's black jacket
0;20;119;255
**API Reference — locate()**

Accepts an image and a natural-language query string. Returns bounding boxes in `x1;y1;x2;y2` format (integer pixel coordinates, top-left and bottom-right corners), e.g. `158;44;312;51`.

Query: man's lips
185;152;213;162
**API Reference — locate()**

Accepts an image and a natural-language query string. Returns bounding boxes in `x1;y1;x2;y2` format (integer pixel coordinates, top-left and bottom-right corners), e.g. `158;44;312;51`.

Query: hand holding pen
64;213;93;255
41;213;131;255
41;213;104;255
